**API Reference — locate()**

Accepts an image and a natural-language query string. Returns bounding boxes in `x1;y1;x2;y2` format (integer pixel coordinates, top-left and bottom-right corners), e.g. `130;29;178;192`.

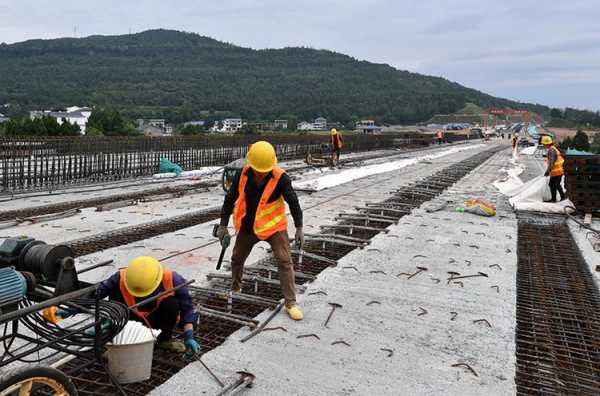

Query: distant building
0;113;9;123
297;118;328;131
313;117;327;130
355;120;382;134
136;118;173;136
30;106;92;134
273;119;288;130
211;118;243;133
223;118;242;132
297;121;314;131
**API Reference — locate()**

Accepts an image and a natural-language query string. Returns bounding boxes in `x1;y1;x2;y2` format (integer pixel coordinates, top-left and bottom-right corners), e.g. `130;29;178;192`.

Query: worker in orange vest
97;256;199;354
436;129;444;145
511;134;518;149
330;128;344;165
541;135;566;202
217;141;304;321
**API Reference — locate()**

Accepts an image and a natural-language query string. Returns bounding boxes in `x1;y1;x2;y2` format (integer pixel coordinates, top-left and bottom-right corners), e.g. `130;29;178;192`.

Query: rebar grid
516;215;600;395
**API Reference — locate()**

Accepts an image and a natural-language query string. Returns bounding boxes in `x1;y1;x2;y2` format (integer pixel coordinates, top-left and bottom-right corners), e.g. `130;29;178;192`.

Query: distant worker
436;129;444;145
217;141;305;321
98;256;200;354
511;134;518;150
541;136;566;202
330;128;344;165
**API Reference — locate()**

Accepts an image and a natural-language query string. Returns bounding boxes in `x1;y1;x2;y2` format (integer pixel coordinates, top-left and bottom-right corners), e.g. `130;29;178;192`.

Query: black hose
17;297;129;349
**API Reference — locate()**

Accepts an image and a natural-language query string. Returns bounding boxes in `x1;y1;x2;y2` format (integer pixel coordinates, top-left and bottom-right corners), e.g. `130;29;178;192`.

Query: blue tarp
565;148;595;156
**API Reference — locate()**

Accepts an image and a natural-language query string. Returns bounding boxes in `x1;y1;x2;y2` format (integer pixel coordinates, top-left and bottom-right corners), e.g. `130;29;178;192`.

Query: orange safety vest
546;146;564;176
119;268;175;319
331;133;344;149
233;166;288;240
512;137;517;147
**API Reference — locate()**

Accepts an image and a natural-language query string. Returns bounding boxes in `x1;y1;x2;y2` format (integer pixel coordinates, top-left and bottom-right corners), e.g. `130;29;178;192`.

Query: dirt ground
546;127;599;143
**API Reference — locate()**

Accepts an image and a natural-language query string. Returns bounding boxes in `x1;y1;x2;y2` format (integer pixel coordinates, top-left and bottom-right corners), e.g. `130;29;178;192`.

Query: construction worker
330;128;344;165
436;129;444;145
541;135;566;202
97;256;200;354
511;134;518;150
216;141;304;321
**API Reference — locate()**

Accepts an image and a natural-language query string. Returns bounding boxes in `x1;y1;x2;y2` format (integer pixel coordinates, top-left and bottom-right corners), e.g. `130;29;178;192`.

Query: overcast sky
1;0;598;111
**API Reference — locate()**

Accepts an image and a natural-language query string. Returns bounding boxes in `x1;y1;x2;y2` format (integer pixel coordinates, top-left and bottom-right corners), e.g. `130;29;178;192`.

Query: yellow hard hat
246;141;277;173
330;128;337;135
124;256;163;297
541;135;553;145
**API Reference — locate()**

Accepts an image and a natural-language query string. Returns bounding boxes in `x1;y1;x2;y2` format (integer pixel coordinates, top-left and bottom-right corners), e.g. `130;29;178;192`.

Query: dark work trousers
548;175;566;202
231;230;296;306
109;289;180;342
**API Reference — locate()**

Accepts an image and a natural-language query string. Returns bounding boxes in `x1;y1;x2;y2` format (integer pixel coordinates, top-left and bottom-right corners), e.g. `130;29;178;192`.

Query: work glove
294;227;305;248
42;306;77;324
216;225;230;247
183;329;200;355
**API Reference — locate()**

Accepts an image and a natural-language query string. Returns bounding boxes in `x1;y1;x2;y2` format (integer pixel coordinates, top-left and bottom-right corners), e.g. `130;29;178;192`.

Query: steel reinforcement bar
0;133;468;192
516;213;600;395
57;145;504;395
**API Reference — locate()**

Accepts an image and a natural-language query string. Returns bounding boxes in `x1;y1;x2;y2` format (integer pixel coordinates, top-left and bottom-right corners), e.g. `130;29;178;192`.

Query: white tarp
153;167;223;179
497;174;575;214
293;144;485;191
520;145;538;155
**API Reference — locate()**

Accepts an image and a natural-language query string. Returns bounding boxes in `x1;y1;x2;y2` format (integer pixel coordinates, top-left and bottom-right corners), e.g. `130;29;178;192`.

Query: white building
273;119;288;130
30;106;92;134
211;118;243;133
223;118;242;132
313;117;327;130
355;119;382;134
297;121;313;131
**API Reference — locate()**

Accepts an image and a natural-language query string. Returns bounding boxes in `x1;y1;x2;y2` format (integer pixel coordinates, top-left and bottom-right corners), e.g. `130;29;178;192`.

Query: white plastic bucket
106;339;155;384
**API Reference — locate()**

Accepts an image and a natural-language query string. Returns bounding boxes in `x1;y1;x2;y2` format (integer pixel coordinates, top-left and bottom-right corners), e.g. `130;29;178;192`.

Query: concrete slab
151;146;517;395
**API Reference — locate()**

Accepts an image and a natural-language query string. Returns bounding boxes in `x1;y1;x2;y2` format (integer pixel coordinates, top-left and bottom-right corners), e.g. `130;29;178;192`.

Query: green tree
559;136;573;151
571;130;591;151
179;124;205;135
550;108;563;119
591;133;600;154
237;124;259;135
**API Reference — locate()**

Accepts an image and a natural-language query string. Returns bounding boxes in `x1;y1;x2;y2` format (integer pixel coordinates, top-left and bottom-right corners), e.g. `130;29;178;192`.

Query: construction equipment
0;236;79;296
222;158;246;193
212;224;232;270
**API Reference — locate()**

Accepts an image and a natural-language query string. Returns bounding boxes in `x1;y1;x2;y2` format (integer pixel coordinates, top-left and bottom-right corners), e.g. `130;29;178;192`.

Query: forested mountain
0;29;552;124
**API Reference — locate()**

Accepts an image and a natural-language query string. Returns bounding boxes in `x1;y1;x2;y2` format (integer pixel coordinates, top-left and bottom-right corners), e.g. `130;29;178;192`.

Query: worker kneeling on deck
217;141;305;321
98;256;200;354
541;136;566;203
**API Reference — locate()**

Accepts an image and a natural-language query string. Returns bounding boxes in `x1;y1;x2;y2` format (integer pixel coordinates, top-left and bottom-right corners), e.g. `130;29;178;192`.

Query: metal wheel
0;366;77;396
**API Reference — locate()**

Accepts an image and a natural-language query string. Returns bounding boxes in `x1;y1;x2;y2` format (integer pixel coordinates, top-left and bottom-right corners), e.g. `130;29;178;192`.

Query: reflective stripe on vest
547;146;565;176
119;268;175;319
233;166;288;240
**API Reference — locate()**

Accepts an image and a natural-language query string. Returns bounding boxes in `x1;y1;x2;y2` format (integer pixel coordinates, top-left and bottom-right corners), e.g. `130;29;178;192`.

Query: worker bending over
98;256;200;354
330;128;344;165
217;141;304;320
511;134;518;150
541;136;566;202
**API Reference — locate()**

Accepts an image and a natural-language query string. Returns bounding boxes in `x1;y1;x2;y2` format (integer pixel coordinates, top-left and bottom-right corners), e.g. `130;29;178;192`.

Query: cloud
0;0;598;110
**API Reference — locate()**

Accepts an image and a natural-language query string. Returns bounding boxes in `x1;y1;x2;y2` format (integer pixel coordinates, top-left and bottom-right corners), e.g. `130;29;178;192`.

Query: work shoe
286;304;304;321
157;339;186;353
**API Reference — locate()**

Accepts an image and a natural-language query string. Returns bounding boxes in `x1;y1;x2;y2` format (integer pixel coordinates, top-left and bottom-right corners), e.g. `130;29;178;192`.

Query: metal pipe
76;260;114;275
240;300;285;343
128;279;195;310
0;284;97;324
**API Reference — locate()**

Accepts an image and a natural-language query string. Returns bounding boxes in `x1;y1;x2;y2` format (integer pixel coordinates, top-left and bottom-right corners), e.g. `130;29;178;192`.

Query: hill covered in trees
0;29;565;125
